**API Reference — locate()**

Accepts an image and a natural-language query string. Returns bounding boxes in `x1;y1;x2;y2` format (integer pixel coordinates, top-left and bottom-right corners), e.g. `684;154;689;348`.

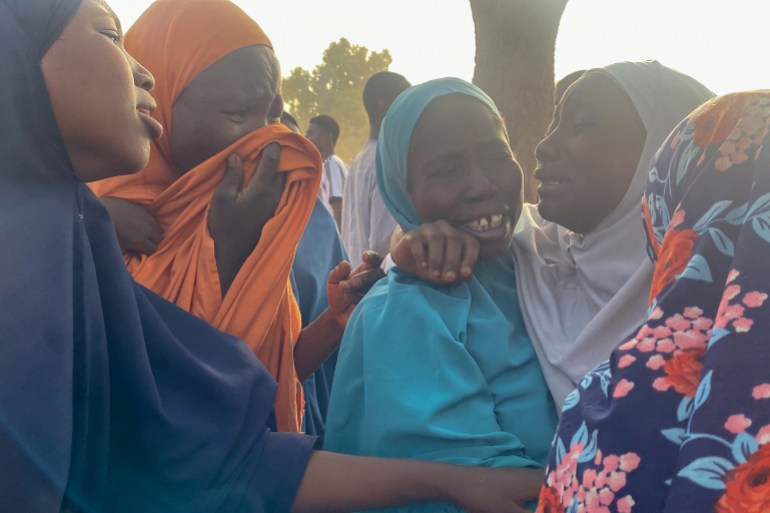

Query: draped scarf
89;0;321;432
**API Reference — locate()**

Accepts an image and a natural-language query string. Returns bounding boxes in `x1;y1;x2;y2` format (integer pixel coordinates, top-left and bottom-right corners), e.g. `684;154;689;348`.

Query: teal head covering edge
375;77;502;231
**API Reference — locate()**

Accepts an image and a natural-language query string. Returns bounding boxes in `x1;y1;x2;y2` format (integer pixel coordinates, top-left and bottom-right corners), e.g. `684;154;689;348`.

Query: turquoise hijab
325;78;557;512
375;77;503;230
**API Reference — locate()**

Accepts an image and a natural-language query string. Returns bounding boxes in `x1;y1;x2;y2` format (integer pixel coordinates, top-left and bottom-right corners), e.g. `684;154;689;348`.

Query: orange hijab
90;0;321;432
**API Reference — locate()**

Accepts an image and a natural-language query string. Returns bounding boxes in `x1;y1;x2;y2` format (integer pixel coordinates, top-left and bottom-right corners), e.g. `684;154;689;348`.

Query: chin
537;200;566;226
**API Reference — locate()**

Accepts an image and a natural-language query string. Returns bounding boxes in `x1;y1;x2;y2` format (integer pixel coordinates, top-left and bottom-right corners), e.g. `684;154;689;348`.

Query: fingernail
420;261;428;268
445;272;456;281
431;270;440;278
461;267;472;276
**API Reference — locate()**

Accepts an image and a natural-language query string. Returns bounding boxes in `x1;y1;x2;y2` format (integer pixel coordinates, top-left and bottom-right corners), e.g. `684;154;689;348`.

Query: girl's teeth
464;214;505;232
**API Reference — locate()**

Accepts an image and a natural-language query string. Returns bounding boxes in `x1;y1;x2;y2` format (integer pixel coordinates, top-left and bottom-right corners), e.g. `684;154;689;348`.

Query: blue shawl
0;1;313;511
291;198;348;444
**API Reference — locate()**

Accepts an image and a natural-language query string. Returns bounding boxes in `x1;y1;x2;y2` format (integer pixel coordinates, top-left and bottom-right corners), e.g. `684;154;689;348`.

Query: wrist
321;306;347;334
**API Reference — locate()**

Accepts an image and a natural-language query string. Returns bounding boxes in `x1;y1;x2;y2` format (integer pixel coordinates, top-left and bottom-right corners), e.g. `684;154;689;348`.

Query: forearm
290;452;453;513
291;451;542;513
294;308;344;381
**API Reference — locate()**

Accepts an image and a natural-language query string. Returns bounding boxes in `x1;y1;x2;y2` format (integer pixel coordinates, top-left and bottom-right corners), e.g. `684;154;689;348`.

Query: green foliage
282;38;392;163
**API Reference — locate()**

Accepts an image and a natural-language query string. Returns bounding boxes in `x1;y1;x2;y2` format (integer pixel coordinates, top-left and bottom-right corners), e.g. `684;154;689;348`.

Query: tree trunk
471;0;568;202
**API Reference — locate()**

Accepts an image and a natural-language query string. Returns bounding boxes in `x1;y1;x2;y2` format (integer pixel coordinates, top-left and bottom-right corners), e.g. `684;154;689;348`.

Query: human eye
101;29;123;44
223;109;249;122
432;165;463;180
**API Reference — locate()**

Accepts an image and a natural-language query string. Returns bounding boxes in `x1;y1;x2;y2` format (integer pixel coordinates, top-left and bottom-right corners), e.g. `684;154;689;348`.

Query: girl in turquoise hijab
325;78;558;512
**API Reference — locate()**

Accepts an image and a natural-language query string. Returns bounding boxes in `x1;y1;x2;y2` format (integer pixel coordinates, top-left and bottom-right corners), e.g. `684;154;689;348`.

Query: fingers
431;221;476;282
328;260;352;286
146;216;164;245
244;143;281;197
458;236;480;278
213;154;245;203
361;250;383;269
346;267;385;297
401;231;428;271
425;222;451;280
134;238;159;255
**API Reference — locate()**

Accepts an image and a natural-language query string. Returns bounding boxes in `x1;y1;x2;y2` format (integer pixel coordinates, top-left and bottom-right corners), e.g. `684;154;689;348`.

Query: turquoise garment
325;78;558;512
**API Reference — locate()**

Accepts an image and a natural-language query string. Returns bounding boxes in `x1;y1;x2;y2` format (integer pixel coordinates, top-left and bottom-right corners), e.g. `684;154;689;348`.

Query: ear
378;98;391;119
268;93;283;123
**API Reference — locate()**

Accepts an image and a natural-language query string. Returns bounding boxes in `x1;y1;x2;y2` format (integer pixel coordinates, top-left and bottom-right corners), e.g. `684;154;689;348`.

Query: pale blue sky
110;0;770;95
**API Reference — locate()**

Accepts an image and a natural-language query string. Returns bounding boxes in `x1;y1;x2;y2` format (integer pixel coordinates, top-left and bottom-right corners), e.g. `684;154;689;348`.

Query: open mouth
137;108;163;138
462;213;505;233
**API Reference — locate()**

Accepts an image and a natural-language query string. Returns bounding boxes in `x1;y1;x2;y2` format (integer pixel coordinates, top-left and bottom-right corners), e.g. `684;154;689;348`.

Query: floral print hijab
538;91;770;513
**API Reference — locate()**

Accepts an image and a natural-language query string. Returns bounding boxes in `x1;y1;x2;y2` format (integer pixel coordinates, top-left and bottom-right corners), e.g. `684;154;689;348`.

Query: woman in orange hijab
90;0;350;433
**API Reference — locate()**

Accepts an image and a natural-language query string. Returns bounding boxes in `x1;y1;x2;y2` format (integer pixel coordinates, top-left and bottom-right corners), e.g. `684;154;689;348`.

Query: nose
131;55;155;91
465;160;497;201
535;125;559;164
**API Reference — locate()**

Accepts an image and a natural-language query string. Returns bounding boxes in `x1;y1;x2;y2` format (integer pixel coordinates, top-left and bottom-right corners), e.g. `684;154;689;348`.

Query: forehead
559;72;638;119
74;0;120;27
181;45;277;101
409;94;505;154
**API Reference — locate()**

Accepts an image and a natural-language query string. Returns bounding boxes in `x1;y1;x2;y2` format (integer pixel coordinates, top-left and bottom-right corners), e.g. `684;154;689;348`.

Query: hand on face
327;251;385;327
391;220;479;284
392;94;521;282
169;45;280;175
208;143;286;265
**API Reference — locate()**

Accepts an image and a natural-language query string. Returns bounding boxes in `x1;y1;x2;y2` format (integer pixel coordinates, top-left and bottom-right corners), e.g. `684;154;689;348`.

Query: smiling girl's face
407;94;523;259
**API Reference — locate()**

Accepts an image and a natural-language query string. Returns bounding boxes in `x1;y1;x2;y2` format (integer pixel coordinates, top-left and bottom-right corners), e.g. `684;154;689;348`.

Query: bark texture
471;0;568;202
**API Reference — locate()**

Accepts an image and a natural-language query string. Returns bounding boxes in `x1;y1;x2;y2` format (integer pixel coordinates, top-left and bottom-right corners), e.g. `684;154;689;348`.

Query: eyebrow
94;1;123;33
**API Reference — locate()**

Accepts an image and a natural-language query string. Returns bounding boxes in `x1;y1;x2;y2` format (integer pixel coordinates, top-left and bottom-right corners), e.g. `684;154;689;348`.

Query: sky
109;0;770;96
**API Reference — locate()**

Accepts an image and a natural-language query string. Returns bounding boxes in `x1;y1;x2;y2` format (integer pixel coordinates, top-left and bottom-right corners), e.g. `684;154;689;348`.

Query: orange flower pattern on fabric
662;347;706;397
536;486;567;513
716;444;770;513
649;228;698;302
541;93;770;513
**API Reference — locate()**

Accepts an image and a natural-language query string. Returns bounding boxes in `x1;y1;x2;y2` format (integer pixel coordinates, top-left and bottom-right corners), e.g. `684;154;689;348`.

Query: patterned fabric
537;91;770;513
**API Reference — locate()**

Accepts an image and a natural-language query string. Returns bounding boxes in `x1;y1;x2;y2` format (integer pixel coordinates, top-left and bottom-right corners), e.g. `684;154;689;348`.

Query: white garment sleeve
368;186;398;258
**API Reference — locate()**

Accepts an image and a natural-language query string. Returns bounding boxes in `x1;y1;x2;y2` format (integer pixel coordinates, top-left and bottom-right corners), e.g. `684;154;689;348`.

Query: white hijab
511;61;714;410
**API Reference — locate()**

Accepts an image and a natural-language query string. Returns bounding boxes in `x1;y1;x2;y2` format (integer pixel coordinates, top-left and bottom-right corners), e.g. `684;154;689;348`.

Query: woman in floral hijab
538;91;770;513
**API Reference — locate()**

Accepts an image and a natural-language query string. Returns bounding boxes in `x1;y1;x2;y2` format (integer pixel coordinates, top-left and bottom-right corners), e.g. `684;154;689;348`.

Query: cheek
412;184;460;222
499;167;522;197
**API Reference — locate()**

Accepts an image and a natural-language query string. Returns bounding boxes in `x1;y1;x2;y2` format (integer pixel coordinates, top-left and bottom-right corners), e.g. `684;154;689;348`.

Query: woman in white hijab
390;61;714;410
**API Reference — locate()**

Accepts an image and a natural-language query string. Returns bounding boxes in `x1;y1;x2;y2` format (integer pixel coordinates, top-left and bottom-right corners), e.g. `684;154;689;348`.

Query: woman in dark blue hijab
0;0;314;511
0;1;546;512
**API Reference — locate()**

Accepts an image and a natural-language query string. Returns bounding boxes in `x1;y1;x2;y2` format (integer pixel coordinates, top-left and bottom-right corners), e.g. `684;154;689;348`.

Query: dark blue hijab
0;1;314;511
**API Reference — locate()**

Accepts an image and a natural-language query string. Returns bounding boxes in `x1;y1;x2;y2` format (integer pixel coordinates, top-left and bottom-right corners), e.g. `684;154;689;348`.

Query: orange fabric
90;0;321;432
